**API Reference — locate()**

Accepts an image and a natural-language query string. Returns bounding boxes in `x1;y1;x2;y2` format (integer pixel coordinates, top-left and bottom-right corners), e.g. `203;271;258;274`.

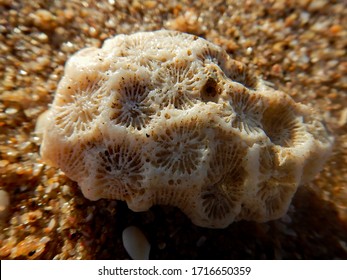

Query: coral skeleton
38;30;333;228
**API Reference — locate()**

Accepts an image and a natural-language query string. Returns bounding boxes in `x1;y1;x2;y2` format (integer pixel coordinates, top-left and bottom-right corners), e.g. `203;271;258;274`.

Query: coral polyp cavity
38;30;333;228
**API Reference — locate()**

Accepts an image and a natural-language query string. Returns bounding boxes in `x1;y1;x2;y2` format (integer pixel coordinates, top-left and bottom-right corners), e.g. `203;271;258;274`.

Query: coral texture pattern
38;30;333;228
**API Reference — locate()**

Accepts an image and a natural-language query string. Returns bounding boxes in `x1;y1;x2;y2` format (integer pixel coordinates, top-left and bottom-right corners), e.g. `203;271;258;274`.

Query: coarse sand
0;0;346;259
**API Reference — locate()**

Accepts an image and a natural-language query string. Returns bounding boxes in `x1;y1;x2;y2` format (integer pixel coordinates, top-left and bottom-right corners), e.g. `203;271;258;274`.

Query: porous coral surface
39;30;332;228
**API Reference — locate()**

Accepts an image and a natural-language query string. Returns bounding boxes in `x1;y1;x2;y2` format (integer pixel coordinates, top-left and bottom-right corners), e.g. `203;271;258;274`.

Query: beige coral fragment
37;30;333;228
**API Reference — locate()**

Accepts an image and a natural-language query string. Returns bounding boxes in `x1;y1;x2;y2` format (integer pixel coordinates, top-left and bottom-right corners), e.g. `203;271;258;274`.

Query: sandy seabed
0;0;346;259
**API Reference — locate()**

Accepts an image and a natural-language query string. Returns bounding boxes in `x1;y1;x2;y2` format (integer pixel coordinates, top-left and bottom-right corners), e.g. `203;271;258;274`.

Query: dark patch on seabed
93;186;347;260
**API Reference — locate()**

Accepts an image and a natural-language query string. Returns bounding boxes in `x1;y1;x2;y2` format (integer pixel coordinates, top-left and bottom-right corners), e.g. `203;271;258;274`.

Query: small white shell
0;189;10;219
122;226;150;260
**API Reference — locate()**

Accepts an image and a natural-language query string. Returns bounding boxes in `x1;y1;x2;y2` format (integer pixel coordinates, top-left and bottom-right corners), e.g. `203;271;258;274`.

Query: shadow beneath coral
91;185;347;260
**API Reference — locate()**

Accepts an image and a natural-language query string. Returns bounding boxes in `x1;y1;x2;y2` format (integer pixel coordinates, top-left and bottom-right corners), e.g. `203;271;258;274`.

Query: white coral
38;30;333;228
